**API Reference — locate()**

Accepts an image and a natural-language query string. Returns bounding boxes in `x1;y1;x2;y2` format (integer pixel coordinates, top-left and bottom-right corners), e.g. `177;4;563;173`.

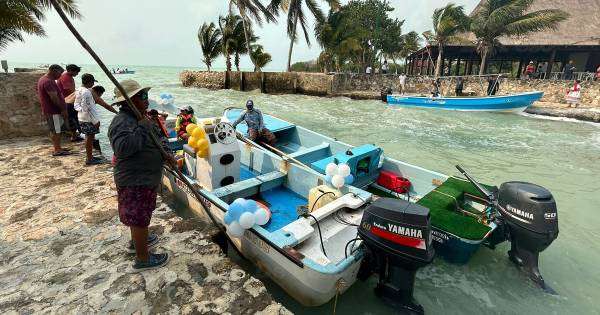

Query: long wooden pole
49;0;226;231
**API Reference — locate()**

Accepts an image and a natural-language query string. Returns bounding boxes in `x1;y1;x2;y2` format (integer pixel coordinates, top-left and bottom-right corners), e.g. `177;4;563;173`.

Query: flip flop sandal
52;151;73;157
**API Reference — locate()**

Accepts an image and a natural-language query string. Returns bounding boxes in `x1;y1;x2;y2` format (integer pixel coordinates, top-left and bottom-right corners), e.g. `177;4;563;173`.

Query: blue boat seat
226;109;295;136
289;142;330;164
212;171;286;203
311;144;382;186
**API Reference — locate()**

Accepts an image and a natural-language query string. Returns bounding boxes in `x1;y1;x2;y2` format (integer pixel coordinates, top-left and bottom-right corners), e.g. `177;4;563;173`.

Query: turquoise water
17;64;600;314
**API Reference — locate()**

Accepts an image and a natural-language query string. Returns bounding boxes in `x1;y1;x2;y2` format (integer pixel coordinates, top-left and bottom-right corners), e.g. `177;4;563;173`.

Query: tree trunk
479;47;489;75
226;53;232;72
287;14;298;72
435;44;443;78
235;52;240;71
239;7;258;72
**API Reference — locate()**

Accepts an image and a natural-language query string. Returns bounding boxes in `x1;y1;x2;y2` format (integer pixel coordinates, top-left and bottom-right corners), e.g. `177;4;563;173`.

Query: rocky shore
0;137;290;314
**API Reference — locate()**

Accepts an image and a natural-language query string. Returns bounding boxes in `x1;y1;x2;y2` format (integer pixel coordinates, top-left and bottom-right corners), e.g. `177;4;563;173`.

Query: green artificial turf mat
416;177;494;240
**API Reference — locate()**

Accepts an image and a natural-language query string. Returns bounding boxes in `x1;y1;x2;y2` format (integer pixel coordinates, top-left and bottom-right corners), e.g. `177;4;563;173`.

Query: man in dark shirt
232;100;276;145
57;64;82;142
37;64;71;156
109;79;174;270
563;60;576;80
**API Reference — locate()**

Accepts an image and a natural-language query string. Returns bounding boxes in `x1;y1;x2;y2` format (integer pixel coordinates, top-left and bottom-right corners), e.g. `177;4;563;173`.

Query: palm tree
198;22;222;72
219;14;241;72
423;3;469;77
250;44;272;70
0;0;80;51
227;0;277;71
471;0;568;75
271;0;339;72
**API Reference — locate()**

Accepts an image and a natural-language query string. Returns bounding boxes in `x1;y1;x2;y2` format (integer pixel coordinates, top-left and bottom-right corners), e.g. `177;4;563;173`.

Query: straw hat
112;79;151;104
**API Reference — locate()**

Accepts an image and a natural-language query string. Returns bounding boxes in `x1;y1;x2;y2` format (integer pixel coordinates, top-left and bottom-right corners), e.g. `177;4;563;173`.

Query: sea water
17;63;600;314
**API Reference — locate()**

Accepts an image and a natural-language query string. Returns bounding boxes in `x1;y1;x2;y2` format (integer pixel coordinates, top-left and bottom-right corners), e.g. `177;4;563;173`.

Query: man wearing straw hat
108;79;172;270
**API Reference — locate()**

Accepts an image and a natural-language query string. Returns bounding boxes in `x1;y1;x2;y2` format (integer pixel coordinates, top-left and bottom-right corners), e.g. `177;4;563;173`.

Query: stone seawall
0;72;47;139
180;70;600;108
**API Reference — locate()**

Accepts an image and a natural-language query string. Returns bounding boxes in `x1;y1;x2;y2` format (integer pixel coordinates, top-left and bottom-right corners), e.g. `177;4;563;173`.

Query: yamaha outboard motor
497;182;559;291
358;198;434;314
455;165;559;293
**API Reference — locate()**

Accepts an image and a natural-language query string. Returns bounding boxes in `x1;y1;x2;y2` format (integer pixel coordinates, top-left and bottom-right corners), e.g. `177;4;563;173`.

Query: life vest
177;114;195;138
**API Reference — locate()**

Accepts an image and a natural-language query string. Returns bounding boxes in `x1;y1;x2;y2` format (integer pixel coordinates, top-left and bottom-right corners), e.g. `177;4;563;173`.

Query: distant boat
112;69;135;74
386;91;543;112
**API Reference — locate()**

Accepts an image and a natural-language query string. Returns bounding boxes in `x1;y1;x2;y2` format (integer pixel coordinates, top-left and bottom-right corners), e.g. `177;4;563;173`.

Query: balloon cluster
324;162;354;188
185;123;209;158
157;93;174;106
224;198;271;237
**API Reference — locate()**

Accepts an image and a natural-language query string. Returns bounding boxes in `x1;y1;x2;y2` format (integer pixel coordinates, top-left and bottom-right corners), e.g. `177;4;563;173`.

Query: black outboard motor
381;87;392;102
497;181;559;292
358;198;434;314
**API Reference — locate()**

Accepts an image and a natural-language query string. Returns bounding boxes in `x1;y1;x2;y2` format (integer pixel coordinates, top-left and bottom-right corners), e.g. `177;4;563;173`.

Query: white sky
1;0;478;71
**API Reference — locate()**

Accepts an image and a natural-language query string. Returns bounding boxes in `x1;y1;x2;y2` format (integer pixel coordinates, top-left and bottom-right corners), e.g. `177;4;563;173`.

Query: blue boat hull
387;91;543;112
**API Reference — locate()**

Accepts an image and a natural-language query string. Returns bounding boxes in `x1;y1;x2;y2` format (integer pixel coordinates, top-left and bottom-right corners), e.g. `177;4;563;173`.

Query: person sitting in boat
232;100;276;145
431;79;441;97
148;109;169;137
175;106;197;140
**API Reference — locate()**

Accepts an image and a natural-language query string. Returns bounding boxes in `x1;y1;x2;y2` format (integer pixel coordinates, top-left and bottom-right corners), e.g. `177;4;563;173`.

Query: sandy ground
0;137;290;314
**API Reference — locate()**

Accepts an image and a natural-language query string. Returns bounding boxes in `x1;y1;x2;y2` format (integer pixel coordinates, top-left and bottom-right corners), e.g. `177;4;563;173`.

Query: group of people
39;67;276;270
522;60;585;80
365;60;390;75
37;64;117;164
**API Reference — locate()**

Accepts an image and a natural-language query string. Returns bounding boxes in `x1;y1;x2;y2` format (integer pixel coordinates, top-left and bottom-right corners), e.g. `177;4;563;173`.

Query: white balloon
325;163;338;176
338;163;351;177
239;212;256;229
254;207;270;226
227;221;245;237
331;175;345;188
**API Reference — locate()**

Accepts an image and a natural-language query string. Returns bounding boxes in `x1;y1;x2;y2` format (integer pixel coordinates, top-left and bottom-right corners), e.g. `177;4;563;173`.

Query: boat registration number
247;232;270;253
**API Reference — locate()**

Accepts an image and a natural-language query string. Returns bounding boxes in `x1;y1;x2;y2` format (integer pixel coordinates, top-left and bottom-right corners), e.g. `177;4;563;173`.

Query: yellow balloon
196;147;209;158
188;136;197;147
185;123;197;135
196;138;209;151
192;126;205;138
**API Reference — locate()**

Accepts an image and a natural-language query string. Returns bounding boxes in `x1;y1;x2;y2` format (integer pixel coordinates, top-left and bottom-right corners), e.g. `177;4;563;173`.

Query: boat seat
212;171;286;203
288;142;330;164
281;193;369;245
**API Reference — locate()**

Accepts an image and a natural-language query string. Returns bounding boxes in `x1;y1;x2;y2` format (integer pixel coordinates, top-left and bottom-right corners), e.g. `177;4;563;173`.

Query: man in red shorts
108;79;175;270
37;64;71;156
57;64;83;142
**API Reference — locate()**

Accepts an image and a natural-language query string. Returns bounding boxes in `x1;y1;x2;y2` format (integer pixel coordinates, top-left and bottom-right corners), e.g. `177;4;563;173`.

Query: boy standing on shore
74;74;115;165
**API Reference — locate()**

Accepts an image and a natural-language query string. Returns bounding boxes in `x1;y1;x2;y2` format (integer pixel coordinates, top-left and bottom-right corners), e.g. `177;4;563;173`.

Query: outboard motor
358;198;434;314
497;181;559;291
380;87;392;102
455;165;559;293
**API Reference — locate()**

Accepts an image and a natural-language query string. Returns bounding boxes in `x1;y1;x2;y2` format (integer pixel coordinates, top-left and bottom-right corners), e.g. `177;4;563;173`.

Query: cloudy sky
2;0;478;71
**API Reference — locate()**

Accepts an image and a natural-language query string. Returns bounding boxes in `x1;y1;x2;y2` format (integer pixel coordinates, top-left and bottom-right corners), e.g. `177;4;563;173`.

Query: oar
50;0;228;234
234;131;317;174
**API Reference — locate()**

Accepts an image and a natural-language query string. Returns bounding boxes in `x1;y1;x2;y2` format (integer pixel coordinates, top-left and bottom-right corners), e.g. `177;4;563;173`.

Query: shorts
46;114;64;134
117;186;158;227
66;103;80;132
80;121;100;135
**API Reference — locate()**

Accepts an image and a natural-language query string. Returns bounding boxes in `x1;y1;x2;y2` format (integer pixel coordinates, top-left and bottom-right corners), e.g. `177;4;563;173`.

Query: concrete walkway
0;137;290;314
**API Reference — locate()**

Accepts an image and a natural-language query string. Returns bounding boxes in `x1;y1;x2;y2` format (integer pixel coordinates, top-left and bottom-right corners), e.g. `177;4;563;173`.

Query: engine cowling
358;198;434;314
497;181;559;291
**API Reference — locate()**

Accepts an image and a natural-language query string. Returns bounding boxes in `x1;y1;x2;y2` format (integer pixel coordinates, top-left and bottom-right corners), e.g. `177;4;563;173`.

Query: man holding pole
108;79;174;270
